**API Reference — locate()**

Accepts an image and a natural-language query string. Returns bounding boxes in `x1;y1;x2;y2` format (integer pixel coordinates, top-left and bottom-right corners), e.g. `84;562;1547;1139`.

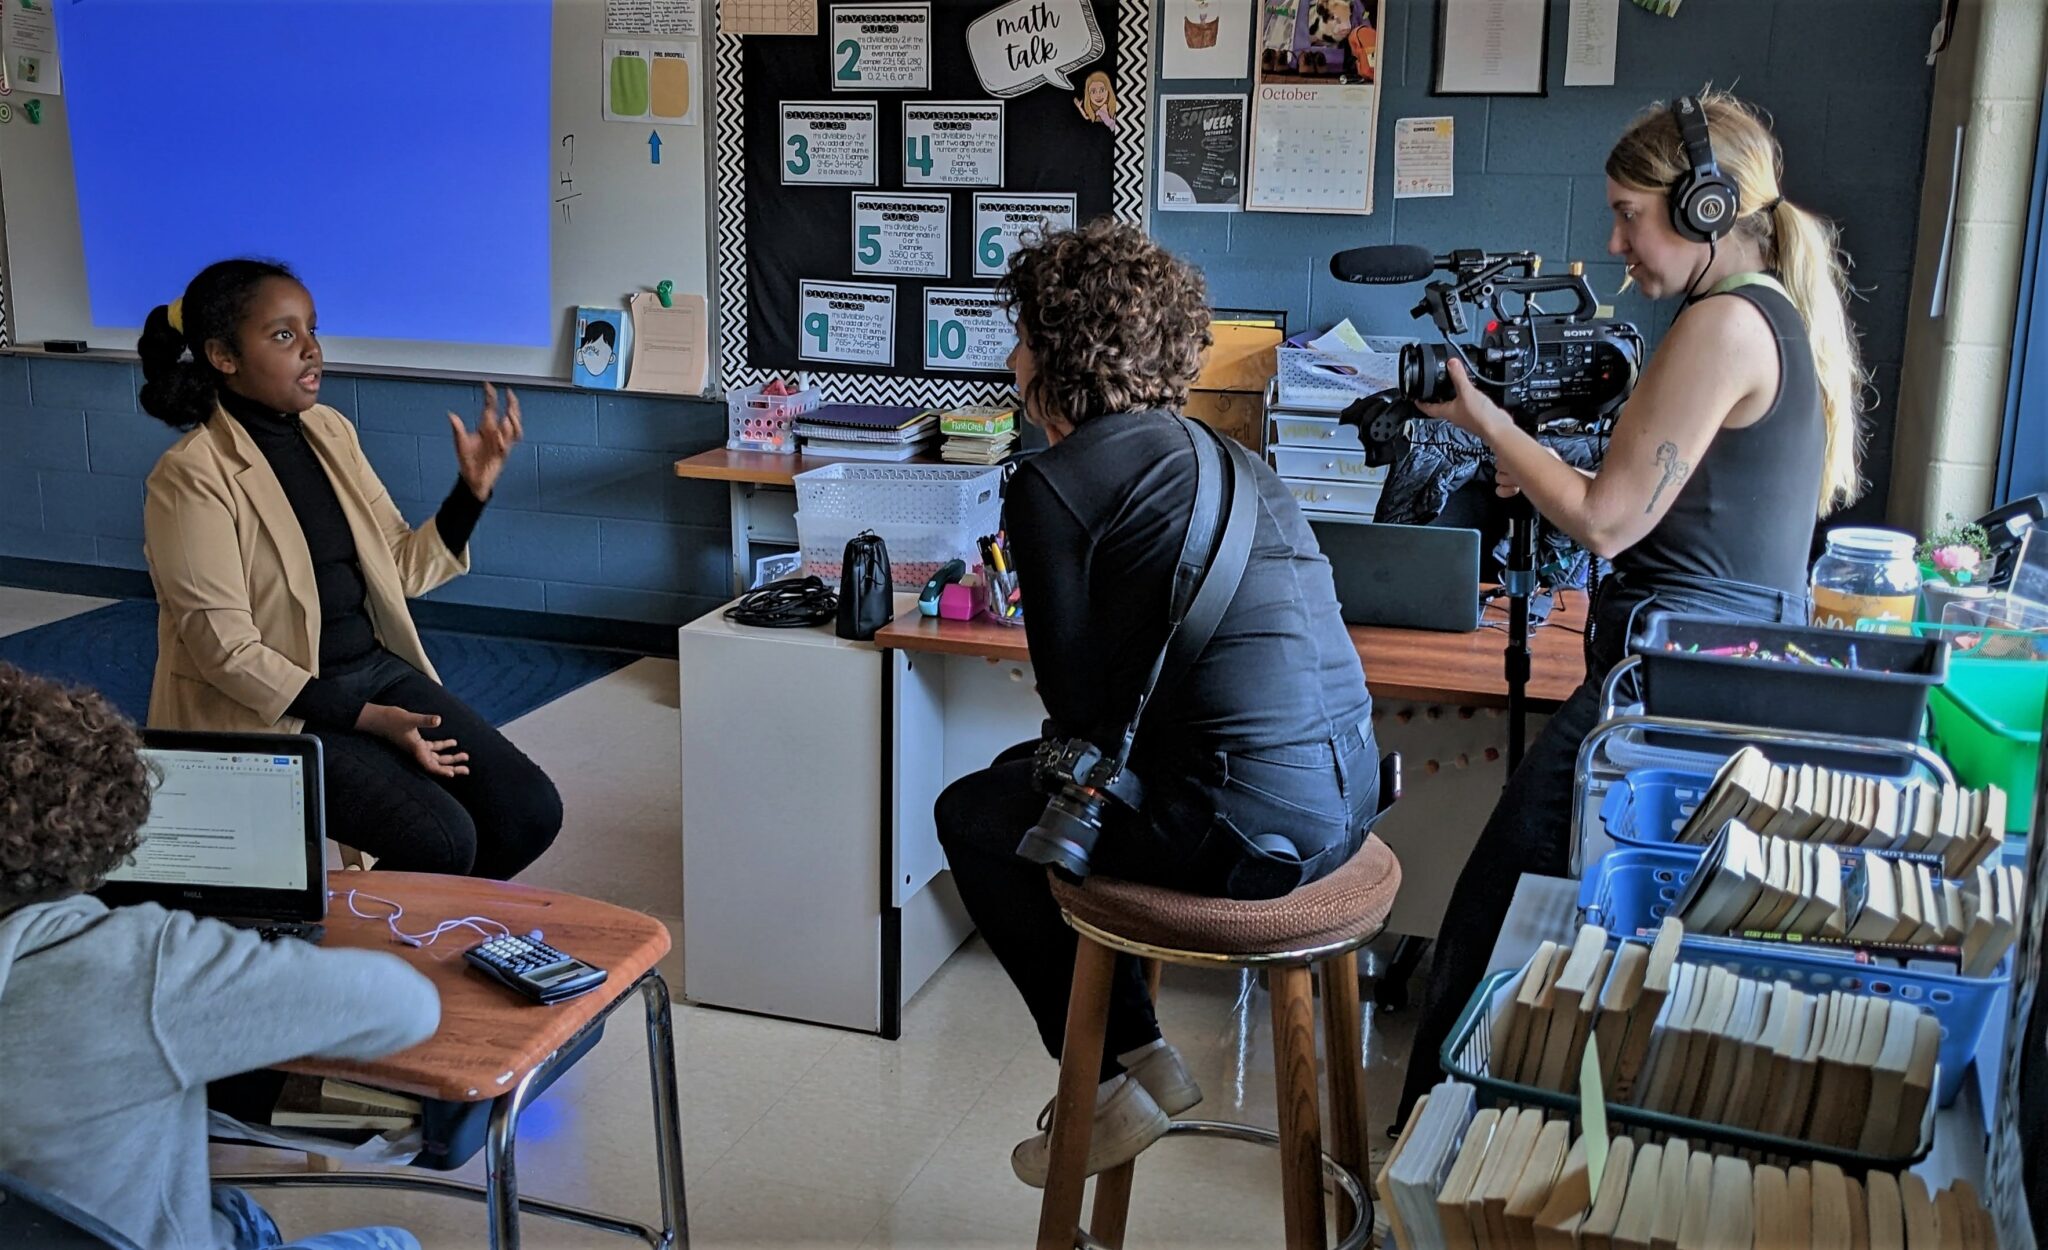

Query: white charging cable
335;889;515;949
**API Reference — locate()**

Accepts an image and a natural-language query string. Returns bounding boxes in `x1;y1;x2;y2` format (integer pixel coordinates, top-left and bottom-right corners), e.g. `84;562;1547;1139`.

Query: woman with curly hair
0;663;440;1250
936;220;1379;1184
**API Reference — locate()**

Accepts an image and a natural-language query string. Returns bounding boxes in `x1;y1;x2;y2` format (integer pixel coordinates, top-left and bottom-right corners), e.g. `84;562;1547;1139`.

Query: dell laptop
96;730;328;940
1312;520;1484;633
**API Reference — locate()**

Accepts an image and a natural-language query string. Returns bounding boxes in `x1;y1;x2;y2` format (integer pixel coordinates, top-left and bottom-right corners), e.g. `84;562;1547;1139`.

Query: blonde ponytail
1769;197;1867;515
1607;89;1868;516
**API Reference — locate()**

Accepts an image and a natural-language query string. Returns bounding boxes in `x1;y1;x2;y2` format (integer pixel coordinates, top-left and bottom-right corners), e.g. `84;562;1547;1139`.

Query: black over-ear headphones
1668;95;1738;244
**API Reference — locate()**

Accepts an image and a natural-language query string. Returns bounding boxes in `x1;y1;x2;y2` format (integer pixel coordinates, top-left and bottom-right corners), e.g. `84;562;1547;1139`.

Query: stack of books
271;1075;422;1133
939;405;1017;464
1383;1079;1996;1250
1677;747;2009;878
1674;818;2024;970
1493;922;1941;1157
794;404;939;461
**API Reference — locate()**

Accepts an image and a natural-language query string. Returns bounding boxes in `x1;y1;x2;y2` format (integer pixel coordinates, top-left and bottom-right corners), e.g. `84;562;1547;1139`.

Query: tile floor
1;587;1421;1249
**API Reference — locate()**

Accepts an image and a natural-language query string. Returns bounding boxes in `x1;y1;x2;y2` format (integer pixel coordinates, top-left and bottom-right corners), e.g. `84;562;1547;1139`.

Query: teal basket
1924;661;2044;835
1440;959;1936;1171
1578;845;2006;1106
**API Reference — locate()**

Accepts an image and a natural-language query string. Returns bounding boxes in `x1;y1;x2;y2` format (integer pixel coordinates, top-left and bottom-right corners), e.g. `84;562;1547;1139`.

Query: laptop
1311;520;1484;633
95;730;328;940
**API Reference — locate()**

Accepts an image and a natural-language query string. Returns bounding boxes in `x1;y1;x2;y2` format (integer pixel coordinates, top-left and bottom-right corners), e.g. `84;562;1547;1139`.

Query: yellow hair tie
166;298;184;335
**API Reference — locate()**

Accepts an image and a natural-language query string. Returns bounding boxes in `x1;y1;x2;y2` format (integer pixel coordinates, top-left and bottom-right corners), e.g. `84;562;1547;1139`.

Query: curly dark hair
0;664;153;910
996;219;1212;432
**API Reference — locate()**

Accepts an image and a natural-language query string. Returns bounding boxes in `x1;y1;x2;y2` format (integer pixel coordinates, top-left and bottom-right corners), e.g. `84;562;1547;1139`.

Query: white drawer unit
1270;444;1387;485
1268;413;1364;451
1285;477;1383;517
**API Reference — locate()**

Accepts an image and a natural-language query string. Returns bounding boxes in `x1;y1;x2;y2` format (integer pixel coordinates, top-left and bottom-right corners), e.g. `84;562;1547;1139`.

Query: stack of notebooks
1492;922;1940;1158
1675;747;2009;879
794;404;939;460
1675;818;2024;972
938;405;1017;464
271;1075;423;1133
1382;1082;1996;1250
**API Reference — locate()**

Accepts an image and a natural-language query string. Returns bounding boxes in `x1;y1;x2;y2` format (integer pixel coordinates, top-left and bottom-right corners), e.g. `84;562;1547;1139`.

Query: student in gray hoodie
0;662;443;1250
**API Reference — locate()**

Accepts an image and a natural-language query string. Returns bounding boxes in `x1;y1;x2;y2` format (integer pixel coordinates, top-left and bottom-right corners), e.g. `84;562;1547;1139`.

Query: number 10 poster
1247;0;1383;214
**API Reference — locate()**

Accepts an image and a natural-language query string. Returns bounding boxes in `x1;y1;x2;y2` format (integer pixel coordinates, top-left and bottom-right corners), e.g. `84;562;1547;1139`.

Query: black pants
305;651;563;879
1394;572;1806;1123
938;722;1379;1082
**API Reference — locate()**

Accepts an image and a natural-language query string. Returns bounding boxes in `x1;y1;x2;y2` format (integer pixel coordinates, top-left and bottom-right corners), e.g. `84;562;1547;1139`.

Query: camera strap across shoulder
1159;416;1258;694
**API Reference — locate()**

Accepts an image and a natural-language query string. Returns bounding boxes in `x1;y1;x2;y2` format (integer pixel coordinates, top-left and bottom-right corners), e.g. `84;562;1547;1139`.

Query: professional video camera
1327;244;1645;466
1326;243;1648;773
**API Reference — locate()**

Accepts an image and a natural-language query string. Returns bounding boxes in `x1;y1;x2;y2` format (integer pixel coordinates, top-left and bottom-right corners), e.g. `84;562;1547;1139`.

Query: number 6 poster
1247;0;1383;214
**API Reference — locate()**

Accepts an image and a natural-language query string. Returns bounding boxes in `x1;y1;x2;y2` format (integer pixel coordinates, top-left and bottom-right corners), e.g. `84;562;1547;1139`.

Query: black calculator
464;934;608;1005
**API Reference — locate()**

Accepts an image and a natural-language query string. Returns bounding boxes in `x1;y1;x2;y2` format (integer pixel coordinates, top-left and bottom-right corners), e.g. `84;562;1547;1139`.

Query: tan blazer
143;403;470;734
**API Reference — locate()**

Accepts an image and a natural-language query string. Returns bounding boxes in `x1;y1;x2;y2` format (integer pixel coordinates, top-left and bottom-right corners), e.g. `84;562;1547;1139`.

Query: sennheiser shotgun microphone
1327;244;1438;285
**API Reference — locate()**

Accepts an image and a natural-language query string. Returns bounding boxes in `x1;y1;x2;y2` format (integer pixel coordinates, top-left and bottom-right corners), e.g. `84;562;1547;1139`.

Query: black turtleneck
219;389;485;728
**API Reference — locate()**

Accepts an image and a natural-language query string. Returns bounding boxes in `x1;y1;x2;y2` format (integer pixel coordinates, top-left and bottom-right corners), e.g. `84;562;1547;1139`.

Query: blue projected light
58;0;552;346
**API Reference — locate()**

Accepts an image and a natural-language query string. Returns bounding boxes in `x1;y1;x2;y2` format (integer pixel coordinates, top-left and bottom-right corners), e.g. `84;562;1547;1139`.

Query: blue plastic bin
1578;845;2005;1106
1599;768;1716;850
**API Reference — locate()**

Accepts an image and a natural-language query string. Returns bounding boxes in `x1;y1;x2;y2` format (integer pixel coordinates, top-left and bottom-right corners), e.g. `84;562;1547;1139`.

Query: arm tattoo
1647;441;1692;514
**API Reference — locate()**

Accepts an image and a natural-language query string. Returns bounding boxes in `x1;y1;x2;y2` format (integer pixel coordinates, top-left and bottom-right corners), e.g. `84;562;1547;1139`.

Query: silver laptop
95;730;328;939
1312;520;1483;633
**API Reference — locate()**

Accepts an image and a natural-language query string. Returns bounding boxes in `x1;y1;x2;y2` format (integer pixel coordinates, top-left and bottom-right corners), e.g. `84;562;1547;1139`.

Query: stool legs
1085;960;1164;1249
1320;951;1369;1241
1270;964;1329;1250
1038;936;1119;1250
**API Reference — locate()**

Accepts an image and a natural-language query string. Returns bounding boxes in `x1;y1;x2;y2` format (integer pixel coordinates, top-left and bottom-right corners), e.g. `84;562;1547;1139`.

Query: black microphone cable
724;575;839;628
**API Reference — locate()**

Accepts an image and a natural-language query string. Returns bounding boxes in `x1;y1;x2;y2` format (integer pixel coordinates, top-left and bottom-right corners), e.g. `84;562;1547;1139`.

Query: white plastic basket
726;384;822;454
1274;339;1412;412
791;464;1005;586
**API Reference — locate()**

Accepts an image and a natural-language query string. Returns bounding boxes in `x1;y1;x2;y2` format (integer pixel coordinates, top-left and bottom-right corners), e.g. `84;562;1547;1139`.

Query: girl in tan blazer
137;259;560;879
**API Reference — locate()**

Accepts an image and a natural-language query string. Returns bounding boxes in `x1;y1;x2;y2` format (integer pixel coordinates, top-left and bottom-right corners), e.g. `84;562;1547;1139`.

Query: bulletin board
714;0;1152;406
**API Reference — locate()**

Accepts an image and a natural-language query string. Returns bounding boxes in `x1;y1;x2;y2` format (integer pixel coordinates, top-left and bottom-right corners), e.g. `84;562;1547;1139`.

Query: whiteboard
0;0;715;390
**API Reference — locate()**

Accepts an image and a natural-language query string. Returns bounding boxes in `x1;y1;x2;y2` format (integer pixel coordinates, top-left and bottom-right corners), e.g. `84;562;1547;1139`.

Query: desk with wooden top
215;873;688;1250
678;584;1587;1039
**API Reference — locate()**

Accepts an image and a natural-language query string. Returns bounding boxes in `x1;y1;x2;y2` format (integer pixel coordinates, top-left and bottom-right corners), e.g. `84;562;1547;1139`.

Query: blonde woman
1396;90;1867;1126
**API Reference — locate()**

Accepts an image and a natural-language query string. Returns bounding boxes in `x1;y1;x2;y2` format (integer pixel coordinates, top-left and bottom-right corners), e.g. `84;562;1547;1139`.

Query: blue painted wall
0;353;735;626
0;0;1937;626
1151;0;1937;525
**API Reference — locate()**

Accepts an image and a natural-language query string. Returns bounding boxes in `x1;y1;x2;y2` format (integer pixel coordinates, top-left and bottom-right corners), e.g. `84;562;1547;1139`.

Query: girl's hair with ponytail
136;259;297;431
1605;89;1867;516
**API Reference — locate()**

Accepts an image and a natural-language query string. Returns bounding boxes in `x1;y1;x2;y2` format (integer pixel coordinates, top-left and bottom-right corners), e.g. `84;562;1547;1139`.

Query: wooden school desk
214;873;688;1250
677;590;1586;1038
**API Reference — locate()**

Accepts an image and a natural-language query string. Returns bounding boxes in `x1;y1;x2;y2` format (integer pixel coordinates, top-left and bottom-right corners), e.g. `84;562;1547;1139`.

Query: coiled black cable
723;575;839;628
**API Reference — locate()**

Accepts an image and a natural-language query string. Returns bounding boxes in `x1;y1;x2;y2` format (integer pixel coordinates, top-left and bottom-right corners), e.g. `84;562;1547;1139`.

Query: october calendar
1248;83;1377;213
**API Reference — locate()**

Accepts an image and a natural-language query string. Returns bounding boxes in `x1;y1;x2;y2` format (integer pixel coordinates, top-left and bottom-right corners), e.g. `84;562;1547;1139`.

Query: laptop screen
95;730;326;923
107;749;310;891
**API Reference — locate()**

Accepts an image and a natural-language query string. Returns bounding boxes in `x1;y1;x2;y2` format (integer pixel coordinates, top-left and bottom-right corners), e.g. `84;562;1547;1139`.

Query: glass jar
1810;527;1919;630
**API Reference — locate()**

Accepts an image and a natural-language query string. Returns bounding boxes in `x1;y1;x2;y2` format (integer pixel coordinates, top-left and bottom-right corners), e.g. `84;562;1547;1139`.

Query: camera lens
1399;342;1455;404
1017;788;1108;881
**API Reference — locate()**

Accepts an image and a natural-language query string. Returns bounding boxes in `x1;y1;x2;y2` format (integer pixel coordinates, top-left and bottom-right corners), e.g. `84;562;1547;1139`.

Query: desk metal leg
729;483;751;596
642;973;691;1248
486;1068;543;1250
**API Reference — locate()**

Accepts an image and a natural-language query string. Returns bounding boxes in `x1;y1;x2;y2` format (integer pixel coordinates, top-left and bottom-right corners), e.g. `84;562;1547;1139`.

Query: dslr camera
1016;735;1146;881
1339;248;1645;464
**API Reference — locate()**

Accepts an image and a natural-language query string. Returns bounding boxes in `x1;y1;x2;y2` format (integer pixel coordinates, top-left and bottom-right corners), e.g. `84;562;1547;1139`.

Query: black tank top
1614;275;1826;598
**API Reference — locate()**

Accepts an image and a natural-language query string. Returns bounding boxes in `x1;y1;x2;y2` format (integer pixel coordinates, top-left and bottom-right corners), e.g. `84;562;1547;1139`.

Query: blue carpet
0;599;637;727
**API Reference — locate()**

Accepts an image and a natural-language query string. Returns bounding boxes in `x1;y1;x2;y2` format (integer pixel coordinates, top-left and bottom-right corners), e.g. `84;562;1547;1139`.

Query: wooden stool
1035;833;1402;1250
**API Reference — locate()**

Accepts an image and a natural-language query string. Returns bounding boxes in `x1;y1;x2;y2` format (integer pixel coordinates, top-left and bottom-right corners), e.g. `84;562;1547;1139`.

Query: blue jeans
212;1186;421;1250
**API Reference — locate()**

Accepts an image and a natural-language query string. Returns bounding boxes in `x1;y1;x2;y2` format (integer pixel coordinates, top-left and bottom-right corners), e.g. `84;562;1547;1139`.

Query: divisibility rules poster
1247;0;1383;213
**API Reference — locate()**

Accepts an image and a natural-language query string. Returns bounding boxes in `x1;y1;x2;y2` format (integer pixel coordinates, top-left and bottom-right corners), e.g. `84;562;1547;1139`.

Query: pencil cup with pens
979;533;1024;626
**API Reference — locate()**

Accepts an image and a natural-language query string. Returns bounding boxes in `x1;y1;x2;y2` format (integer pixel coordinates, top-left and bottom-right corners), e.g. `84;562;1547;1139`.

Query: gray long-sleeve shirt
0;895;440;1249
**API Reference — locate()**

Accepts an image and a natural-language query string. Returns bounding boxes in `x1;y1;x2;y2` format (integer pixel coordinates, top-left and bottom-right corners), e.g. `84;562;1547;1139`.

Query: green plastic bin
1927;660;2045;833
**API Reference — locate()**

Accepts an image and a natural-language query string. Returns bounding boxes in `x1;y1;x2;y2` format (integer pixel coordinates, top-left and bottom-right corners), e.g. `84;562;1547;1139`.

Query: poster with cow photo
1246;0;1382;213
